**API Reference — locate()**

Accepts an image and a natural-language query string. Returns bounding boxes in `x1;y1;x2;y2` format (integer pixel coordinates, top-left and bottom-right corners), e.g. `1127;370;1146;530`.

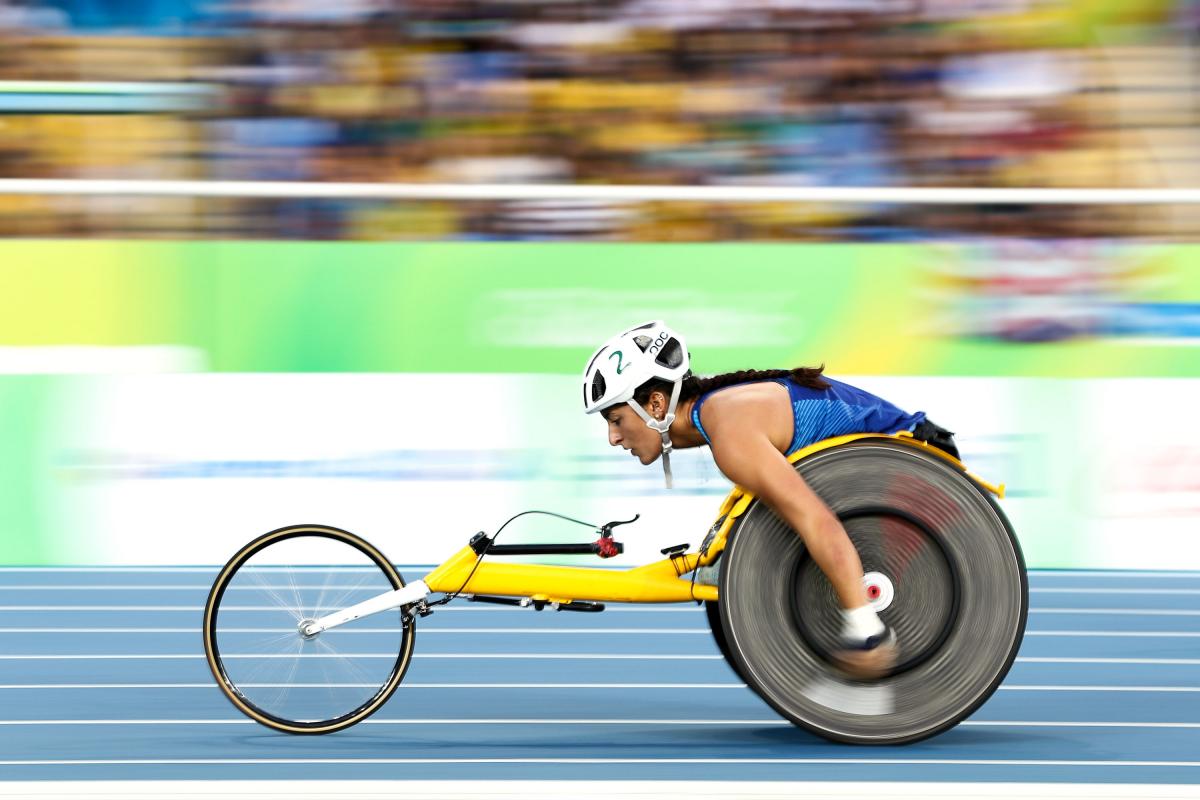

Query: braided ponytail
683;366;828;400
631;365;829;407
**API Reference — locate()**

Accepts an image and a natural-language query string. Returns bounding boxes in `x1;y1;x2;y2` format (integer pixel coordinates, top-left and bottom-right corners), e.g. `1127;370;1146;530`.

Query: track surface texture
0;567;1198;787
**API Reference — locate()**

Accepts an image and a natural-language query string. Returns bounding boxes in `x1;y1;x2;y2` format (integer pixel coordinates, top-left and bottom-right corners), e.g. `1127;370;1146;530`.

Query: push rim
202;525;416;734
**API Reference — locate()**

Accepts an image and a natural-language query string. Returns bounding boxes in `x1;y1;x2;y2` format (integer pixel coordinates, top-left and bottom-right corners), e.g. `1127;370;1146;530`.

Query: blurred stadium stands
0;0;1197;240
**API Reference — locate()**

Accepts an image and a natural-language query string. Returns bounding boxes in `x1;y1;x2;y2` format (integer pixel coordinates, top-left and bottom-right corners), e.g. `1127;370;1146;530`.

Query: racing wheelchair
203;431;1027;745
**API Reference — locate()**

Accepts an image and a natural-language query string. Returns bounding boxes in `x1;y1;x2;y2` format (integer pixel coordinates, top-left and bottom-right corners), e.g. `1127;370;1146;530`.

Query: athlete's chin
638;451;661;466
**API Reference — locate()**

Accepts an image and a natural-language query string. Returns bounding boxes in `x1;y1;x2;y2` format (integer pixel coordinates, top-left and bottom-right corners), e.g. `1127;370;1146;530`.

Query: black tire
203;524;416;734
704;600;750;684
718;440;1028;745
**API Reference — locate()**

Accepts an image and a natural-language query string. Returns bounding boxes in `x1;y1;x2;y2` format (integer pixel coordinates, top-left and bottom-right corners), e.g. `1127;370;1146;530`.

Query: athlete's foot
831;628;896;680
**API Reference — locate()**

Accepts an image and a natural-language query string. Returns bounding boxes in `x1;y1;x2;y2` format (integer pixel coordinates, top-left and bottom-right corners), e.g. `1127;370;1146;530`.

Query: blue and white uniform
689;376;925;456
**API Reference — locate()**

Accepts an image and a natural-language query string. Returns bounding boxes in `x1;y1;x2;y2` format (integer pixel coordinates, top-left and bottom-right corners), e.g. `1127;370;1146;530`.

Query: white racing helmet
583;321;690;487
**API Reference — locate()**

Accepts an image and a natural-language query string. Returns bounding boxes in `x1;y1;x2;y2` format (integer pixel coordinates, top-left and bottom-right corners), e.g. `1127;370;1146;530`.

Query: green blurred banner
1;239;1197;376
1;240;1199;568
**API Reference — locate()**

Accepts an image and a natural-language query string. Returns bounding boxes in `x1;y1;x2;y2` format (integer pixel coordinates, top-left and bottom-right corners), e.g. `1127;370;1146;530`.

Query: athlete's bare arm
699;387;870;611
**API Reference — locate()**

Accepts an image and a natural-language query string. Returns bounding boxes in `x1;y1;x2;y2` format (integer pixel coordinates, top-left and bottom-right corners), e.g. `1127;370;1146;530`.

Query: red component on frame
594;536;623;559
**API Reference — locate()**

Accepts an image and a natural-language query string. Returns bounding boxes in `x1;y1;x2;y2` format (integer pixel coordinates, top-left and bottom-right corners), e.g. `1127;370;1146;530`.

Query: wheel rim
204;526;413;733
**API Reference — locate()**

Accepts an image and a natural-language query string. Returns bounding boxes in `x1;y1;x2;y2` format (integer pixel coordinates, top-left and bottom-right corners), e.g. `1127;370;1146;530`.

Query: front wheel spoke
283;567;308;622
317;571;380;621
268;639;305;716
234;629;303;654
314;634;384;693
236;649;287;688
248;569;304;624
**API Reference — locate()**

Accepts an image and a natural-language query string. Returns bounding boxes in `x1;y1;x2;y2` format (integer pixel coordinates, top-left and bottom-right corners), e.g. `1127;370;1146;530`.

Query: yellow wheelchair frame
418;431;1004;607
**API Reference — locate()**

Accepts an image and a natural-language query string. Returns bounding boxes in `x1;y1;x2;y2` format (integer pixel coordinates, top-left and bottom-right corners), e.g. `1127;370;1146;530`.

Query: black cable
689;526;717;603
689;552;700;603
428;509;600;607
689;536;714;603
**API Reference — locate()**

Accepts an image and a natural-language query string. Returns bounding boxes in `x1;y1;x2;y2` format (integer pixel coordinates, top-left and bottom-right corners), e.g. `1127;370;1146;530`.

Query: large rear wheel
718;440;1027;744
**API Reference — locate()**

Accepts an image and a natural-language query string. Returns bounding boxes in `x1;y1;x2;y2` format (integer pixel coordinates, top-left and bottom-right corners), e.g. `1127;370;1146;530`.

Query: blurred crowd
0;0;1198;240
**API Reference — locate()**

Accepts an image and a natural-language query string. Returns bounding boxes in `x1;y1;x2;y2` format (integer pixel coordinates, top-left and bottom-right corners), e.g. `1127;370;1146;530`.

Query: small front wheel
202;524;416;734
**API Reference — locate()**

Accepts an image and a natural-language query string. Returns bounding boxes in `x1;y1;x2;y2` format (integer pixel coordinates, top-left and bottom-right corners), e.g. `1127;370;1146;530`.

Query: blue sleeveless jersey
689;376;926;456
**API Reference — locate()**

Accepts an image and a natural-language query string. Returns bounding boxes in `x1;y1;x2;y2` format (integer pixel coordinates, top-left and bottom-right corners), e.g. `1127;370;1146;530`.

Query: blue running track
0;568;1198;785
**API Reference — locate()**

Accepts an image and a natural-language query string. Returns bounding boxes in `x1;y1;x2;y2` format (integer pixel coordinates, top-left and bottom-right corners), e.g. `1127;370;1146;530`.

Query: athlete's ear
651;389;668;420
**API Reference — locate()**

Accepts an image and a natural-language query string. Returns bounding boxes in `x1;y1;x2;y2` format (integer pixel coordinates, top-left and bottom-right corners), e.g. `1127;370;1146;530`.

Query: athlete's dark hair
629;366;829;408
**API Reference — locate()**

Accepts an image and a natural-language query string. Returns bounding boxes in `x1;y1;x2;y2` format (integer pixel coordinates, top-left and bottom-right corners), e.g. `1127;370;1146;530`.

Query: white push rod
301;580;430;637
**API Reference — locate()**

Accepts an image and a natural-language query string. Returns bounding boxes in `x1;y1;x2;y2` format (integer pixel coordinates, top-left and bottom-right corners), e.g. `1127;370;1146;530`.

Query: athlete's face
602;397;666;466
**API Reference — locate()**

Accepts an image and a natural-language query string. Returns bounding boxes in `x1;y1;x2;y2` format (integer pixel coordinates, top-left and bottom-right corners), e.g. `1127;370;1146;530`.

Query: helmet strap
626;378;684;488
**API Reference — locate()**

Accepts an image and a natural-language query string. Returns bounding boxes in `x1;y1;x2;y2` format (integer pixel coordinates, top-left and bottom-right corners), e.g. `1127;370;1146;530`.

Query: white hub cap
862;571;895;613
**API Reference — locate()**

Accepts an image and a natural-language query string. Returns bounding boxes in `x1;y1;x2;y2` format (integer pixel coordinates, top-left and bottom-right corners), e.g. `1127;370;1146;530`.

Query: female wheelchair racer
203;320;1027;744
582;320;961;679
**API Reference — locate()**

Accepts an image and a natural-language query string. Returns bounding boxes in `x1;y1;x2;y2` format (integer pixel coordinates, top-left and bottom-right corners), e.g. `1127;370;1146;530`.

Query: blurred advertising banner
1;373;1196;570
0;240;1197;376
0;241;1197;567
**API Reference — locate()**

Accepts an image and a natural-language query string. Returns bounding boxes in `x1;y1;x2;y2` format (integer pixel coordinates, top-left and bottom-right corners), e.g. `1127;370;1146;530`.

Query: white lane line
963;721;1200;728
0;606;701;612
7;582;1200;594
0;654;1197;664
0;628;708;635
0;719;1197;729
0;566;1190;573
2;757;1200;770
1;757;1200;768
1032;589;1200;595
1033;609;1200;616
7;781;1200;800
1;566;1198;575
5;628;1200;638
0;606;204;611
6;605;1200;615
0;586;409;591
0;567;426;573
1026;632;1200;638
0;719;782;726
1031;571;1200;578
0;683;1196;693
1019;657;1200;665
0;683;747;690
1001;685;1200;693
0;653;725;660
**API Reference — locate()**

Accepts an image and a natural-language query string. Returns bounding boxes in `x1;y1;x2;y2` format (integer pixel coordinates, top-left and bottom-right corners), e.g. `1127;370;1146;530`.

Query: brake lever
598;514;640;538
